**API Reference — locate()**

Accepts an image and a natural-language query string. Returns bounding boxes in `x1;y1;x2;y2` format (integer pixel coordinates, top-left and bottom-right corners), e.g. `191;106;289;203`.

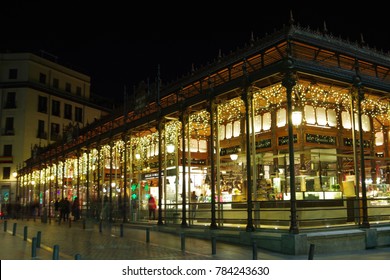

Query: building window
233;120;240;137
76;86;82;96
376;131;384;146
50;123;60;141
362;114;371;132
37;120;46;139
3;145;12;157
38;96;48;113
52;100;60;116
64;104;72;120
8;69;17;79
276;108;287;127
75;107;83;122
254;115;262;132
39;73;47;84
53;78;59;89
65;82;71;93
262;112;271;130
4;92;16;108
5;117;14;135
3;167;11;179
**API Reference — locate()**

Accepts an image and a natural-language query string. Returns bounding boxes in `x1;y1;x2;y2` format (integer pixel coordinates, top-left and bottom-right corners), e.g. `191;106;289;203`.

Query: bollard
308;243;315;260
252;241;258;260
146;228;150;243
36;231;41;248
120;224;124;237
3;220;7;232
75;253;81;260
211;236;216;255
24;226;28;241
53;245;59;260
12;223;17;236
31;237;37;258
180;232;185;252
99;221;102;233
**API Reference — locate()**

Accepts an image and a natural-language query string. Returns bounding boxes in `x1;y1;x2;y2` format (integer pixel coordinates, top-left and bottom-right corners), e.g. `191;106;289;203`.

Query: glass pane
276;108;286;127
375;131;384;146
254;115;261;132
305;105;315;124
199;140;207;152
362;114;370;132
190;139;198;152
341;111;351;129
327;109;337;127
233;120;240;137
263;112;271;130
316;107;327;126
226;123;232;139
219;124;225;140
354;113;359;131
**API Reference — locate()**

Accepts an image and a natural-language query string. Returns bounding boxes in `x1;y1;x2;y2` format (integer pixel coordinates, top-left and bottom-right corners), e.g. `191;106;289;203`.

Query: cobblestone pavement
1;218;389;260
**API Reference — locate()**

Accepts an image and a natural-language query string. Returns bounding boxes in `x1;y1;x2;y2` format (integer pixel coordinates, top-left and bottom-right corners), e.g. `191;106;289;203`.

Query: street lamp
292;106;303;126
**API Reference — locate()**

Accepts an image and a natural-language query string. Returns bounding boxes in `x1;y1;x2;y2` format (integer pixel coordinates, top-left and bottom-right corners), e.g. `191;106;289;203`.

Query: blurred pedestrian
148;195;157;220
61;198;70;221
72;197;80;221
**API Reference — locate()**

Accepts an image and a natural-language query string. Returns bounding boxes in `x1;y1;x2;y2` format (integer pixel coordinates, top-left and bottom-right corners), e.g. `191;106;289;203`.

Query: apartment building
0;52;112;207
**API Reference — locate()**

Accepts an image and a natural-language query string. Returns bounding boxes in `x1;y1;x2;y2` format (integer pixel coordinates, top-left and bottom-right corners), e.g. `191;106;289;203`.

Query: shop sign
343;138;371;148
255;139;271;149
105;173;121;179
306;134;336;145
180;158;206;165
278;135;297;146
141;169;176;180
220;145;241;156
149;159;175;169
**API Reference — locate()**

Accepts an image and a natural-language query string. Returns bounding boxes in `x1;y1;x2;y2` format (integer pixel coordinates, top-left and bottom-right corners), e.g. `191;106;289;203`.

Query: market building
15;22;390;254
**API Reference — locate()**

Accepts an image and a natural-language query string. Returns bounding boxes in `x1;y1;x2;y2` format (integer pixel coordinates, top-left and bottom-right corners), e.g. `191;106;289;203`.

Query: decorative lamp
166;143;175;153
292;107;302;126
230;154;238;161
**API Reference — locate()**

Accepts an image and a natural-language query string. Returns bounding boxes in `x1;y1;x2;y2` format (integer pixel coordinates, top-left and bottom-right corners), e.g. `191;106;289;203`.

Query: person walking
72;197;80;221
54;198;60;219
148;195;157;220
190;191;198;219
61;197;70;221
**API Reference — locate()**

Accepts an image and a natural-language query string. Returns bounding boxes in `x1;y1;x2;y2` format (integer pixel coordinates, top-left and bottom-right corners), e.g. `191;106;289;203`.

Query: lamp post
282;53;299;234
353;74;370;228
13;170;17;207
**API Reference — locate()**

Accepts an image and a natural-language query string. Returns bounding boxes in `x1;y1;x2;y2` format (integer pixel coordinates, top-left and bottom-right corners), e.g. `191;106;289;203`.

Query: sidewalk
1;218;389;260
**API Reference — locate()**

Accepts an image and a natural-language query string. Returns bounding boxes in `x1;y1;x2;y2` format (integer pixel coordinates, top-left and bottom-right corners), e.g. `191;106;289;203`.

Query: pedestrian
54;198;59;219
148;195;157;220
100;195;109;221
72;197;80;221
190;191;198;218
61;197;70;221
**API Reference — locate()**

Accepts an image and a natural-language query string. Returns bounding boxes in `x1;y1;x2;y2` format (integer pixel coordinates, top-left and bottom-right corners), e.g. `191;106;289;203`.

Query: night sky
2;2;390;103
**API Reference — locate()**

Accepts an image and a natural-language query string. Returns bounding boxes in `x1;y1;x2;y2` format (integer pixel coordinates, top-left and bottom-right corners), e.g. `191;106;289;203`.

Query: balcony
37;131;47;139
2;129;15;136
0;156;13;163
